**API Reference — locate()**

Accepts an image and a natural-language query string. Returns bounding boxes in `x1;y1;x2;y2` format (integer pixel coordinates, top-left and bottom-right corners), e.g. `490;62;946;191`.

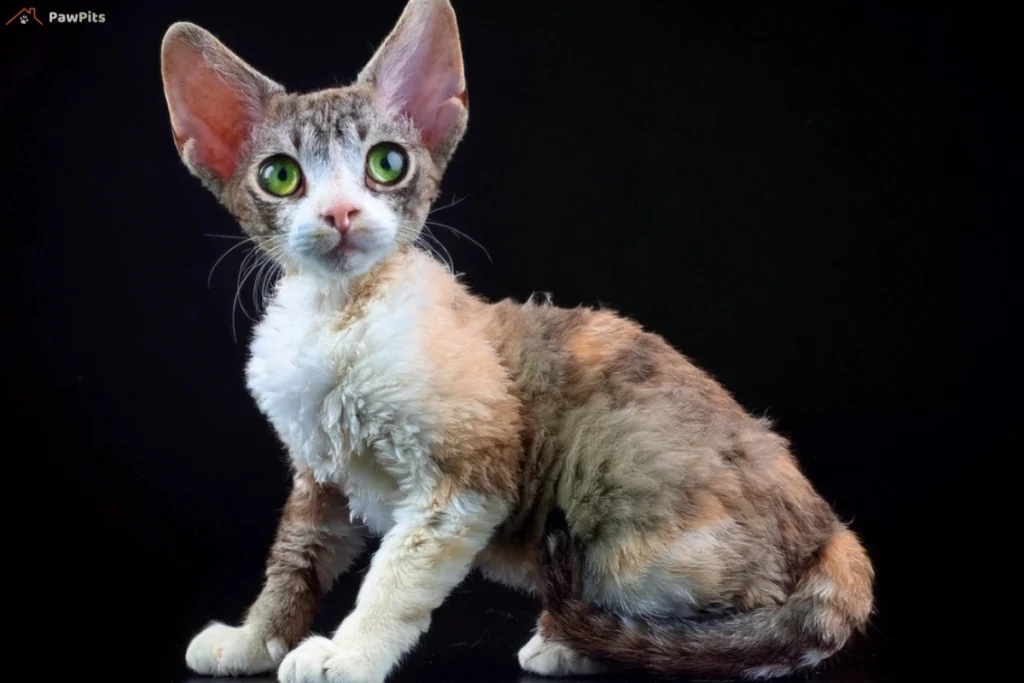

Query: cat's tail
537;508;874;680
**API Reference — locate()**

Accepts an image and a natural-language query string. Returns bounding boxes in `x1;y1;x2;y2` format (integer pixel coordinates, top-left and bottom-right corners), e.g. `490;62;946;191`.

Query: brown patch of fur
597;529;672;580
474;535;541;593
566;313;631;367
605;333;662;384
244;472;365;647
691;489;729;525
333;247;408;330
413;263;525;501
810;528;875;626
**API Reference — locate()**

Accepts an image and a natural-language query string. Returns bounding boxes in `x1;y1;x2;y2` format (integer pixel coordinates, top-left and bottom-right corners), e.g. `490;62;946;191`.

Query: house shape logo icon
6;7;45;25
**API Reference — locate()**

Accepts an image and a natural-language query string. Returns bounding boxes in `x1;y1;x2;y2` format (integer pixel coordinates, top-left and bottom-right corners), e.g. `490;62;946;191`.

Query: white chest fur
245;266;442;536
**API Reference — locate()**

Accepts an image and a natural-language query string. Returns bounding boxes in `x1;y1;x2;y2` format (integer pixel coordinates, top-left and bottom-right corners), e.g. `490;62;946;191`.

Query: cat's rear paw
518;633;607;677
185;621;287;676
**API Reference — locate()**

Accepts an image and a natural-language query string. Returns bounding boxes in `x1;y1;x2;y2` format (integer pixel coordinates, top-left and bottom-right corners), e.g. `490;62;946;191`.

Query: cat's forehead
278;87;374;128
261;85;414;149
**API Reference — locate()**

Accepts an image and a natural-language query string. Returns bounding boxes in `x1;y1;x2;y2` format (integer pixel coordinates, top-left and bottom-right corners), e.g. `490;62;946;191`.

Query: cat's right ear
160;22;283;186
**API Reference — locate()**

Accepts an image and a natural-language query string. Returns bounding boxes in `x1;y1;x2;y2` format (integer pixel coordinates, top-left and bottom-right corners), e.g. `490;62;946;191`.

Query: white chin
336;250;380;277
295;246;386;279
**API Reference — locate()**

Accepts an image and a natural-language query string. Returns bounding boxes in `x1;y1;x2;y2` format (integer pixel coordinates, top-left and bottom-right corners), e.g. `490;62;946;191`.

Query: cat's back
482;297;794;532
486;298;833;507
485;298;749;426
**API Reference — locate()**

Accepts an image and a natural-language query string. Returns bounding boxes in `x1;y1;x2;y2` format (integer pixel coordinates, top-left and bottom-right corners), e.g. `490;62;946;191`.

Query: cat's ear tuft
358;0;468;162
161;22;284;184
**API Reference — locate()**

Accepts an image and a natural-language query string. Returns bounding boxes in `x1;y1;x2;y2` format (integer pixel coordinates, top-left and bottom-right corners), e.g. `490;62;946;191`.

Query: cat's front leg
186;471;365;676
278;487;509;683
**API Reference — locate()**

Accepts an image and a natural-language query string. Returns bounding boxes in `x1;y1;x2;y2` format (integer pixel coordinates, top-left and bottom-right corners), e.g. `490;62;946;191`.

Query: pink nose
322;202;360;234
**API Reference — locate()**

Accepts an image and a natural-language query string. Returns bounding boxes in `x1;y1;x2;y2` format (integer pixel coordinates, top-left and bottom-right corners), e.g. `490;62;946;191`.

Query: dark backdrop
4;1;1011;680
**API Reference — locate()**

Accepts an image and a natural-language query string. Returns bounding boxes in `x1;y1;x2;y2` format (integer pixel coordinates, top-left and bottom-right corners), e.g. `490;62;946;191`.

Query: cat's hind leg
518;613;609;677
186;473;364;676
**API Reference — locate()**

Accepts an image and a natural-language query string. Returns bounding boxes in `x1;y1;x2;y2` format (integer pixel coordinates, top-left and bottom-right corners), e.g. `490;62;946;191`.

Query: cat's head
160;0;467;279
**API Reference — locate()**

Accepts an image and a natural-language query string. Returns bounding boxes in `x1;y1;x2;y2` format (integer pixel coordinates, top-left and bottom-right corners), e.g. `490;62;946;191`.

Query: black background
4;1;1012;680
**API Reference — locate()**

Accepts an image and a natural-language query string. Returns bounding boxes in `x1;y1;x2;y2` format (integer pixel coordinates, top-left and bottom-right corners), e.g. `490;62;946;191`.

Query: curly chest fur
245;270;442;536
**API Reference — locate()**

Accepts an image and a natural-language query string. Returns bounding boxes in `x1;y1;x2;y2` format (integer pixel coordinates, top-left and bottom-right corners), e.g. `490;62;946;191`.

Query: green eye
258;155;303;197
366;143;408;185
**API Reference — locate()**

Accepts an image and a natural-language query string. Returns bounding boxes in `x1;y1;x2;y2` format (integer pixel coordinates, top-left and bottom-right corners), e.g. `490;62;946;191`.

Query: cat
161;1;874;681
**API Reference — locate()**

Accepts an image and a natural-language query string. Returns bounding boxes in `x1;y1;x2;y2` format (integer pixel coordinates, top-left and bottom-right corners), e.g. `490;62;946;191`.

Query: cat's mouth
327;230;390;276
337;230;377;257
287;222;392;278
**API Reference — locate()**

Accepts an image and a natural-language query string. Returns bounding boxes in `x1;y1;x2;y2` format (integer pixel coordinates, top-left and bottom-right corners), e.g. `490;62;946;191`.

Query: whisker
402;225;445;269
203;232;282;343
414;225;455;273
202;233;249;240
405;227;454;274
425;219;492;263
254;247;279;310
258;244;287;309
251;253;270;314
253;250;283;314
208;236;262;288
259;262;279;308
414;236;448;272
232;245;268;341
427;194;467;216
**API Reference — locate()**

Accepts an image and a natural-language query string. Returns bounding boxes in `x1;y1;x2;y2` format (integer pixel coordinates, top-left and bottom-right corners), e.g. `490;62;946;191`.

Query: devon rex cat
161;1;874;681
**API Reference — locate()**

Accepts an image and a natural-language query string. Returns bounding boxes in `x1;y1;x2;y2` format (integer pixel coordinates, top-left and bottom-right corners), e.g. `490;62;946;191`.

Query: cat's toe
278;636;382;683
278;636;336;683
518;633;607;677
185;621;284;676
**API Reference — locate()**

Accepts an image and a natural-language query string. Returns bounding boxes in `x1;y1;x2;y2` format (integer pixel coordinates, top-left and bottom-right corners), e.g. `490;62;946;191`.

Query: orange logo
6;7;44;25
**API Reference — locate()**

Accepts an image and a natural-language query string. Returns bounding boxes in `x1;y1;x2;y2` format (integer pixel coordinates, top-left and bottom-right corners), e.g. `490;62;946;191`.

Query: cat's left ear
358;0;468;165
161;22;284;187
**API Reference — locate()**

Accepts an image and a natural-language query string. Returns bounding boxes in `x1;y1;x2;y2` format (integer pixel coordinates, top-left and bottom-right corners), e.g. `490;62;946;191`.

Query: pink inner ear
422;96;466;149
373;5;465;149
165;40;261;180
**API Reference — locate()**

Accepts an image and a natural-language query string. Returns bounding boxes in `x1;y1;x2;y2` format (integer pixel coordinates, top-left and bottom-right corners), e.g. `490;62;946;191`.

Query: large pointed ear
160;22;284;185
358;0;468;162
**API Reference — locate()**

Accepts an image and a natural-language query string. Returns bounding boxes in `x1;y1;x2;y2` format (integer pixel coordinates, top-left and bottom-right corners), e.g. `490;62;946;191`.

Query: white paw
277;636;382;683
518;633;607;677
185;622;286;676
